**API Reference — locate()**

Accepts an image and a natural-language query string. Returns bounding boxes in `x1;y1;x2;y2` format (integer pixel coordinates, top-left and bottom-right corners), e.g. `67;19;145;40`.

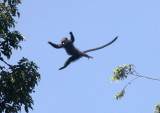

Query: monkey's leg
59;56;79;70
80;52;93;59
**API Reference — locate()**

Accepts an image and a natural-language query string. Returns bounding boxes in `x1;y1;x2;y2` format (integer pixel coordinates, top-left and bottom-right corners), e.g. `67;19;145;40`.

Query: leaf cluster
115;89;125;100
0;0;24;59
154;104;160;113
0;58;40;113
110;64;134;83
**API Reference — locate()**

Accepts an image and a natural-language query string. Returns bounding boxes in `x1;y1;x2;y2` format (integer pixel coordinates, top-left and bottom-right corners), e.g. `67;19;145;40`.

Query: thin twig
123;71;160;91
134;74;160;81
133;71;160;81
123;76;139;90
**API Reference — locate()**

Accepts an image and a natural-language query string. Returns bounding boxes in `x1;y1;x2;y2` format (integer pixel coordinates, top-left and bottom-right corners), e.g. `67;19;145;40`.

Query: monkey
48;32;118;70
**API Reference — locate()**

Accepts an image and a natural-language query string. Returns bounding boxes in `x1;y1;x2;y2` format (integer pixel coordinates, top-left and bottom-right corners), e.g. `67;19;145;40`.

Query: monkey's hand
48;41;52;44
69;31;72;34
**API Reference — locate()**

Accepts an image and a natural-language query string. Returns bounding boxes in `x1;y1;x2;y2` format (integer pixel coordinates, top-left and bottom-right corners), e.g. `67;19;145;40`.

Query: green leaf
17;12;20;18
22;35;25;40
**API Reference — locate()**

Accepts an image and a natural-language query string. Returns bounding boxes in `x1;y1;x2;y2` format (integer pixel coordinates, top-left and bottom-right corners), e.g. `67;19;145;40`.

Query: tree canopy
0;0;40;112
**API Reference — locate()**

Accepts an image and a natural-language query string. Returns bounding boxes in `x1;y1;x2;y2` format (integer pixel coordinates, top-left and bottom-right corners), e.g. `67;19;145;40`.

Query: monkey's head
61;38;69;46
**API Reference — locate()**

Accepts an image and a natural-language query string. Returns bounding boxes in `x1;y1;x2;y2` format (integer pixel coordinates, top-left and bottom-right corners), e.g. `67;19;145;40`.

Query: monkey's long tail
83;36;118;53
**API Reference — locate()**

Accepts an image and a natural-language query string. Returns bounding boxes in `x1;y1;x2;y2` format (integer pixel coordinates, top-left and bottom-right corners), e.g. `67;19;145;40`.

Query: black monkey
48;32;118;70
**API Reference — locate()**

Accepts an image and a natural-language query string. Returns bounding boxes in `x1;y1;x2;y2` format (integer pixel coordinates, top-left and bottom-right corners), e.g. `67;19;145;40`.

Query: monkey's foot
88;56;93;59
59;67;64;70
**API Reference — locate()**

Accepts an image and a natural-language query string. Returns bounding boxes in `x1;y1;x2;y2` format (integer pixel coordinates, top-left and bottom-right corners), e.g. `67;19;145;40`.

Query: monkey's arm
69;32;75;43
48;41;62;48
83;36;118;53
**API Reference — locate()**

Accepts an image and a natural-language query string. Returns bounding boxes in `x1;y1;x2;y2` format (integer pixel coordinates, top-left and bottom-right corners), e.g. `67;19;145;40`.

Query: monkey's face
61;38;69;46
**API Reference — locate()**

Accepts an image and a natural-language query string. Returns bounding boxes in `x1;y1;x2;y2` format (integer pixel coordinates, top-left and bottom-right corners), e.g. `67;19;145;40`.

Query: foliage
0;0;40;113
154;104;160;113
111;64;160;112
110;64;134;99
114;89;125;100
0;0;24;59
0;58;40;113
110;64;133;83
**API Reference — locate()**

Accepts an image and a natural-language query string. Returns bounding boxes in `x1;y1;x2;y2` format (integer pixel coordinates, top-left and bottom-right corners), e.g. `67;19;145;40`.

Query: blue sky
10;0;160;113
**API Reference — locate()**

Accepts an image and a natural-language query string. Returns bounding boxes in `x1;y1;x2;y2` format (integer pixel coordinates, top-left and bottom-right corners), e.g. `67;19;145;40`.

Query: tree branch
0;58;12;67
123;76;139;90
134;74;160;81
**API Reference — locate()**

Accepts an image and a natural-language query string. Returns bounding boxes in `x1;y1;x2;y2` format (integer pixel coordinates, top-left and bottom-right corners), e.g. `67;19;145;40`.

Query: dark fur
48;32;118;70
